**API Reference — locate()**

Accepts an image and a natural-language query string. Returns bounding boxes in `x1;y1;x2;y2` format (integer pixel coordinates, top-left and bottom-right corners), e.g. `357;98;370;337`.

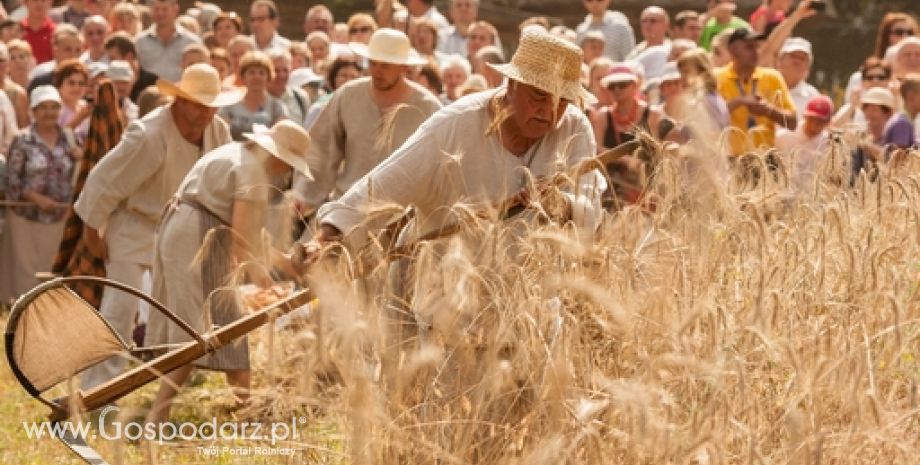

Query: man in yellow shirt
715;28;797;156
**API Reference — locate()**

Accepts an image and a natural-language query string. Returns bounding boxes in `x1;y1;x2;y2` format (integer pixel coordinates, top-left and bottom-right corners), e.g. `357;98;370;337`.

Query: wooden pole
49;289;316;422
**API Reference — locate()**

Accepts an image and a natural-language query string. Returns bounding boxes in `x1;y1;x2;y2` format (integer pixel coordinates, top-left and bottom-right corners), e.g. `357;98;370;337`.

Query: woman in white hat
0;86;82;303
218;51;288;141
145;120;312;425
857;87;916;167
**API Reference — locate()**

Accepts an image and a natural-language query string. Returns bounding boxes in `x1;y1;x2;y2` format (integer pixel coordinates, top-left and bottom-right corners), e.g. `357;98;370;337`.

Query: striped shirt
438;25;468;57
576;11;636;62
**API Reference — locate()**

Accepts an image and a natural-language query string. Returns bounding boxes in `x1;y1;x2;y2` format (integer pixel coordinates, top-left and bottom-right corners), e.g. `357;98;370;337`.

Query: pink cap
803;95;834;121
600;65;638;88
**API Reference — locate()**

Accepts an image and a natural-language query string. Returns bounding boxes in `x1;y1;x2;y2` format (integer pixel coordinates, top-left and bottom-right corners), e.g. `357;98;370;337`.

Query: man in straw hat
292;27;441;221
74;63;241;392
144;120;312;425
299;29;606;365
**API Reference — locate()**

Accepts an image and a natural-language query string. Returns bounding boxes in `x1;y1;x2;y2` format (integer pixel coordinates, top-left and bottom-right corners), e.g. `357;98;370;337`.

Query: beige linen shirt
74;104;232;264
318;89;607;251
292;77;442;214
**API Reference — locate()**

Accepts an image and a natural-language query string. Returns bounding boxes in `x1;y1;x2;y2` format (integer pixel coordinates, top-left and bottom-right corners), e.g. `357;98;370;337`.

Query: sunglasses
641;18;662;24
892;28;915;36
608;81;632;90
350;26;373;35
864;73;889;81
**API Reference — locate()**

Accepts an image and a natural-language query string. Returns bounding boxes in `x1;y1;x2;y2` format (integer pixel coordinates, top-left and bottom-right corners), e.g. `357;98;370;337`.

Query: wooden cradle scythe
4;276;315;464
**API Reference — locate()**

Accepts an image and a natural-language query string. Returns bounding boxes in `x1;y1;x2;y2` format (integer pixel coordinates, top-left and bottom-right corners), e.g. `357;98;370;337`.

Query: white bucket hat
30;85;62;109
349;28;428;66
157;63;244;107
488;29;596;108
243;121;313;179
861;87;896;109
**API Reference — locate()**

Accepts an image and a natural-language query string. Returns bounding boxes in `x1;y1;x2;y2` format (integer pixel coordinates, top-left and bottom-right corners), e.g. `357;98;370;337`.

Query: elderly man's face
450;0;478;24
899;44;920;73
506;81;569;139
249;4;277;37
640;9;669;43
779;50;811;85
305;12;333;35
55;36;83;62
82;20;109;49
272;57;290;87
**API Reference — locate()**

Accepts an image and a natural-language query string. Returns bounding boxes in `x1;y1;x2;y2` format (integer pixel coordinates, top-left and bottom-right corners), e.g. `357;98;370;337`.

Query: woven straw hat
157;63;244;107
488;30;596;108
243;121;313;179
350;28;428;66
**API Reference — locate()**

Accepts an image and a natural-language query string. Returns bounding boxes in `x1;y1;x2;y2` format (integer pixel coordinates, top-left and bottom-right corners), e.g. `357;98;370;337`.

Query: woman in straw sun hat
73;63;241;393
145;120;312;425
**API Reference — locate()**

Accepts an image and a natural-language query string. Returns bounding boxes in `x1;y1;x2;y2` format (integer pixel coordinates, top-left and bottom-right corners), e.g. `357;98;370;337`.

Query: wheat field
3;133;920;464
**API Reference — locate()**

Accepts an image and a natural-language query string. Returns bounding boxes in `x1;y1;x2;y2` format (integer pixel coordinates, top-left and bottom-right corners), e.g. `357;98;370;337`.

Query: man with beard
74;64;241;392
293;28;441;219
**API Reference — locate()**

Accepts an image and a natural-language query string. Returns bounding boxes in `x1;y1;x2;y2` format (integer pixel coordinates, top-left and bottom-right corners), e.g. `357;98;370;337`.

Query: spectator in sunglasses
832;58;891;132
347;14;377;45
844;13;918;105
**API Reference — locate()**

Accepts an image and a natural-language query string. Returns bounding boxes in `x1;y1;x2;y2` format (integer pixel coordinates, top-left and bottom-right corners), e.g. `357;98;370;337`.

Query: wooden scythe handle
49;289;316;422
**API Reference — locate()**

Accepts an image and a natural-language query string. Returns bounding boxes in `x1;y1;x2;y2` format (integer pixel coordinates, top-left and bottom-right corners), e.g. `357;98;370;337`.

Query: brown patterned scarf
51;80;125;308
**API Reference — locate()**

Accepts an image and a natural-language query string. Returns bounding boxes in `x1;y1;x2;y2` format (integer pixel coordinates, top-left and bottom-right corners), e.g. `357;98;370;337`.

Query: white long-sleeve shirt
293;78;442;213
318;89;607;252
74;104;231;264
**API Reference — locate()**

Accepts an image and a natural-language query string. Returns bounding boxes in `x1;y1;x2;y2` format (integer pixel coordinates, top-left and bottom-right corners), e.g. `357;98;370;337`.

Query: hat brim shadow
156;78;245;108
243;133;313;179
349;42;430;66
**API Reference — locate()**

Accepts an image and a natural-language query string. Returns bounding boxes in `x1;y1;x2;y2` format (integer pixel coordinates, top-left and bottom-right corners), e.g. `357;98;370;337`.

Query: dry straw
122;102;920;464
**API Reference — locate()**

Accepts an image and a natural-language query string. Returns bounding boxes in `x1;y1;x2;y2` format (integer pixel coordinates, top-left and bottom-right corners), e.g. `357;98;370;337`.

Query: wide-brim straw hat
157;63;244;107
349;28;428;66
243;121;313;179
487;30;596;108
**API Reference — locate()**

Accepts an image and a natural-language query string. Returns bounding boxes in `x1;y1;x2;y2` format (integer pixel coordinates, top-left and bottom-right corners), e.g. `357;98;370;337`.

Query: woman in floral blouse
0;86;82;303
